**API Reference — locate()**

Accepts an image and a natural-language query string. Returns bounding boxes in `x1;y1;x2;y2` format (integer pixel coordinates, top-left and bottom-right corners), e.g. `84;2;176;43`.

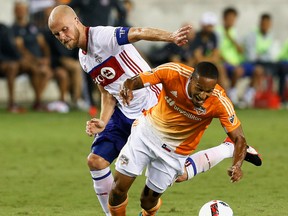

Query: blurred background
0;0;288;114
1;1;288;215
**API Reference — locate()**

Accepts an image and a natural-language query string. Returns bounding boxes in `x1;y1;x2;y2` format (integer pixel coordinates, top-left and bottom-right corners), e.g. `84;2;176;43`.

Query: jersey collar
82;27;90;55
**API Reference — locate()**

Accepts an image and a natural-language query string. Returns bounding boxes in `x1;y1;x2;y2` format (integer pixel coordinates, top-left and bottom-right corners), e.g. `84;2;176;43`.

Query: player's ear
74;16;80;24
190;74;197;84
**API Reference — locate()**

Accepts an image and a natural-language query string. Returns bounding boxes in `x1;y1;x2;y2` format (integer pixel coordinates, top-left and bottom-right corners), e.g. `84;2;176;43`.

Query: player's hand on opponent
227;165;243;183
120;83;134;106
171;25;192;46
86;118;105;137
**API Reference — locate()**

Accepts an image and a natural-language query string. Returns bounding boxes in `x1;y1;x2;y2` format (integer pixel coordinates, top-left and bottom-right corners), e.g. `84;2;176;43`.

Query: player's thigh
90;138;122;165
90;107;133;164
115;130;151;177
146;158;183;194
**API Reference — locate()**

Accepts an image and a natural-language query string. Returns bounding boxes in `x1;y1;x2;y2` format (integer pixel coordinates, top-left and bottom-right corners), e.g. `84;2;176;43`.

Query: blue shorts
91;107;135;164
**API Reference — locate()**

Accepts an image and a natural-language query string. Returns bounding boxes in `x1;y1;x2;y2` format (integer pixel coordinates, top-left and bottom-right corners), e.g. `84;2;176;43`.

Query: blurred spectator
243;13;276;63
0;23;25;113
242;13;278;107
12;0;53;111
277;40;288;106
190;12;229;90
114;0;133;27
217;7;262;107
147;23;195;67
69;0;127;26
68;0;128;116
29;0;55;29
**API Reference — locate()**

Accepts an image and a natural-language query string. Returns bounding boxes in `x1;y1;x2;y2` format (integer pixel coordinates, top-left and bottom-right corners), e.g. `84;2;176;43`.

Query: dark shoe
245;145;262;166
223;137;262;166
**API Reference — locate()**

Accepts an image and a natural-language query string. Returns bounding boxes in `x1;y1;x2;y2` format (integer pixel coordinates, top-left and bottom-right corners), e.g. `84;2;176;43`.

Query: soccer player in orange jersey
108;62;250;216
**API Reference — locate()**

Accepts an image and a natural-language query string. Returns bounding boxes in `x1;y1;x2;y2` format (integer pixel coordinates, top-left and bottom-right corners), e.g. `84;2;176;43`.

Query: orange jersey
139;62;241;155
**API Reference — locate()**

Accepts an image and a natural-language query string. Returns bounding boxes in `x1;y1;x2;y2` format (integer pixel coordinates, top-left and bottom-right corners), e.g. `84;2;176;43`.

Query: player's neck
79;26;89;51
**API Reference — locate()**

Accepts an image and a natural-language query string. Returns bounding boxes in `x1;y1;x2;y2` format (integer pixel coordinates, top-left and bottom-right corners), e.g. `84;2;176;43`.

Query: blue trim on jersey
187;157;197;176
92;170;112;181
115;27;130;45
88;56;113;74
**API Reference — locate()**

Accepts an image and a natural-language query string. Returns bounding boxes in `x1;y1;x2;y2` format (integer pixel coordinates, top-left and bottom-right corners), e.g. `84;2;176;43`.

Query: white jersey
79;26;161;119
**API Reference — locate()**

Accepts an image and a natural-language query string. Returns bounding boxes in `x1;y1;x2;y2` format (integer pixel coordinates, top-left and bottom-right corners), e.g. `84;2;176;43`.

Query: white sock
186;142;234;180
90;167;113;216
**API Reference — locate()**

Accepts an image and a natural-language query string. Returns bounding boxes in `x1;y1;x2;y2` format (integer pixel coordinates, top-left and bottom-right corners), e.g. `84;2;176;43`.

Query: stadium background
1;0;287;104
1;0;287;49
0;0;287;215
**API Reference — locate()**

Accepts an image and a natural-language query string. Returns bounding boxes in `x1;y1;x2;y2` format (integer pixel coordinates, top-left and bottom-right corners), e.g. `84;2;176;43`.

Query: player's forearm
232;135;247;168
128;27;174;43
99;89;116;125
124;75;144;91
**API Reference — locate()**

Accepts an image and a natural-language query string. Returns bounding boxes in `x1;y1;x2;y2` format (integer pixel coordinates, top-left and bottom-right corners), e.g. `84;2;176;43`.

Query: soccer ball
199;200;233;216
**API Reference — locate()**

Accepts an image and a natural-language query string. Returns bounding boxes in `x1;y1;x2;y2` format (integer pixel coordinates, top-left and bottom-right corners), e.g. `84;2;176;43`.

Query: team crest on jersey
194;106;206;115
94;53;102;63
119;154;129;165
93;67;116;84
101;67;116;79
228;114;236;125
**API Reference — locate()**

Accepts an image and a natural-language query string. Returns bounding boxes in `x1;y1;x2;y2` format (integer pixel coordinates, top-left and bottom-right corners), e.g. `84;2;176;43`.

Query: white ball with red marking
199;200;233;216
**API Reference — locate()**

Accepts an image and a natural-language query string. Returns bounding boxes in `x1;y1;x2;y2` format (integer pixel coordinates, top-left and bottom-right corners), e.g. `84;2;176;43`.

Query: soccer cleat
245;145;262;166
223;137;262;166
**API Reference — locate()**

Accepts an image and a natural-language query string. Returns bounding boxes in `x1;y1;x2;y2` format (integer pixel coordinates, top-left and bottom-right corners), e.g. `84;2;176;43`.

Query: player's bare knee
87;153;110;170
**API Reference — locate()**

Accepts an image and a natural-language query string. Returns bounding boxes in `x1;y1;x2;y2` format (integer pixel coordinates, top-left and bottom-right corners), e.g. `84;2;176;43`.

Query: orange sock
108;197;128;216
141;198;162;216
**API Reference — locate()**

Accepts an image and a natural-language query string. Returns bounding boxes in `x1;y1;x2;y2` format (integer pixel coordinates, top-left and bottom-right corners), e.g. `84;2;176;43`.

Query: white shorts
115;115;187;194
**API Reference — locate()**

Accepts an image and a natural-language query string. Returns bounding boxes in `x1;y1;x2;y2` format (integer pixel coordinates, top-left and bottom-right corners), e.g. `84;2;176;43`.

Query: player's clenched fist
120;82;134;106
86;118;105;136
227;165;243;183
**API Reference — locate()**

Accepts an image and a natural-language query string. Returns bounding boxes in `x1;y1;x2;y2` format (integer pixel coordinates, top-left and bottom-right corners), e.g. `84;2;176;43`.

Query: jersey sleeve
213;88;241;133
93;26;130;55
115;27;131;45
139;64;171;87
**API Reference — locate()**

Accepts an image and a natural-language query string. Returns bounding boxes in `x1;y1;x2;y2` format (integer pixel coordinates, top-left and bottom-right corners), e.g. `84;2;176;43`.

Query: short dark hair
223;7;238;18
261;13;271;21
192;61;219;80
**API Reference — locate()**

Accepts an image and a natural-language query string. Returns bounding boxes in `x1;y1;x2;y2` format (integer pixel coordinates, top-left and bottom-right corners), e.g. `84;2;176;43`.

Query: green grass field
0;109;287;216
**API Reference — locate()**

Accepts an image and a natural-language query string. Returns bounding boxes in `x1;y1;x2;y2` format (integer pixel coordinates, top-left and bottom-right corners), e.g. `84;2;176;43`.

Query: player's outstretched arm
227;126;247;182
127;25;192;46
120;75;144;106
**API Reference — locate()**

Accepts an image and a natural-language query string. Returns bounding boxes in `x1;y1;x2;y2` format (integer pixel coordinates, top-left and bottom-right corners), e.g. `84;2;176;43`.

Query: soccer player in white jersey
48;5;261;216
